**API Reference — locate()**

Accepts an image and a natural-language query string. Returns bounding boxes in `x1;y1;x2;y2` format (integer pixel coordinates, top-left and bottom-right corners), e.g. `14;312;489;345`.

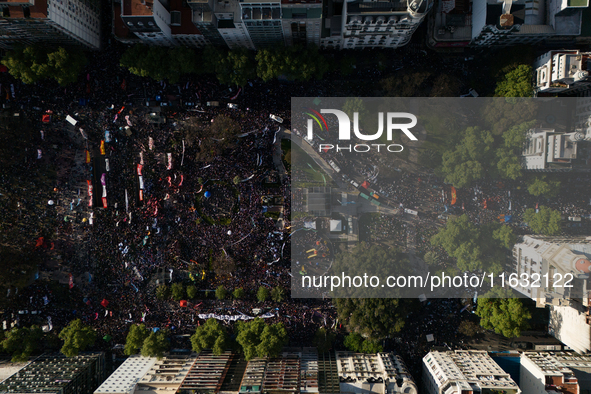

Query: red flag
68;274;74;289
450;187;457;205
117;106;125;114
102;197;108;208
137;164;143;176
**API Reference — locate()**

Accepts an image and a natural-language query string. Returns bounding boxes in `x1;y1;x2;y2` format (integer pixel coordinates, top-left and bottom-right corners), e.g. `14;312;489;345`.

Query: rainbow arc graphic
305;108;329;132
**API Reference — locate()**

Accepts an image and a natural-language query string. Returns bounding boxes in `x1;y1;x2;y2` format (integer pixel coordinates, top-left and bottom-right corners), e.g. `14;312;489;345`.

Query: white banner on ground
197;312;274;321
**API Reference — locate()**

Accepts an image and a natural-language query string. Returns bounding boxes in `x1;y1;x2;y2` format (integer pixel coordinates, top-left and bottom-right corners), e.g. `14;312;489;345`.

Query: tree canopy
124;324;150;356
494;65;533;97
141;331;169;359
1;45;86;86
527;176;561;199
430;214;514;273
312;328;336;353
120;45;198;83
334;298;415;339
440;127;495;188
171;283;185;301
343;333;383;353
523;206;562;236
59;319;96;357
255;45;328;82
235;318;288;360
2;326;43;362
190;318;229;355
204;47;255;87
257;286;270;302
476;288;531;337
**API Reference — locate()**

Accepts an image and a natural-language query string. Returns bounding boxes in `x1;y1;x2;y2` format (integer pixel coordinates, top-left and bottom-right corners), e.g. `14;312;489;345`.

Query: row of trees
1;319;96;361
156;283;286;302
124;324;169;358
1;45;86;86
119;44;329;87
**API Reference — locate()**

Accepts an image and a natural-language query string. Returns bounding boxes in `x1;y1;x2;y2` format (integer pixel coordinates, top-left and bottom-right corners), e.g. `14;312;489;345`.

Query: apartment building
0;353;106;394
321;0;432;50
471;0;587;48
422;350;521;394
521;128;591;172
0;0;101;50
535;50;591;95
520;352;591;393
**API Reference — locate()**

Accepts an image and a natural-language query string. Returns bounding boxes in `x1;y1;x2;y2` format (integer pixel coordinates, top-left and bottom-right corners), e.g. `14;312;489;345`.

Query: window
171;11;181;26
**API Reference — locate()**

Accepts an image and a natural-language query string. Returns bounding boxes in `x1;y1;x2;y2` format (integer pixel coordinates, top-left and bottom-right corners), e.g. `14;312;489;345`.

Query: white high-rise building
320;0;432;50
0;0;101;50
422;350;521;394
521;128;591;172
520;352;591;393
510;236;591;354
471;0;587;48
534;50;591;95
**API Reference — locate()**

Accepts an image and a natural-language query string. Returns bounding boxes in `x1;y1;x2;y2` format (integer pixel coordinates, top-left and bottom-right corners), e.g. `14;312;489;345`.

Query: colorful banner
87;180;93;207
451;186;457;205
100;140;106;155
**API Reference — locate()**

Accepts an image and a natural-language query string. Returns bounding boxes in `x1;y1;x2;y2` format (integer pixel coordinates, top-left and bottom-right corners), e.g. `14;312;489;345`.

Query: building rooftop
94;356;156;394
123;0;155;16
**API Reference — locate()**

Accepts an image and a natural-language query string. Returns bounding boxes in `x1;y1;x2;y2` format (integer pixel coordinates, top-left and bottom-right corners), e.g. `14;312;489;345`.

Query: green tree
523;206;562;235
495;65;533;97
343;333;383;353
257;286;269;302
1;45;86;86
2;326;43;362
186;285;198;300
236;319;288;360
476;289;531;337
47;47;87;86
342;97;368;123
209;115;240;148
440;127;495;188
381;72;432;97
171;283;185;301
430;214;512;272
270;287;285;303
190;319;229;355
217;48;256;87
120;45;197;83
124;324;150;356
59;319;96;357
312;328;336;353
215;285;228;300
334;298;415;339
156;284;170;300
458;321;482;337
527;176;561;198
141;331;169;359
233;288;245;299
255;45;328;82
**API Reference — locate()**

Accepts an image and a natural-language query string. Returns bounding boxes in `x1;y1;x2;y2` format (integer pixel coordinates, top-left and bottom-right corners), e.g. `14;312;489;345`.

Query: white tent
329;220;342;232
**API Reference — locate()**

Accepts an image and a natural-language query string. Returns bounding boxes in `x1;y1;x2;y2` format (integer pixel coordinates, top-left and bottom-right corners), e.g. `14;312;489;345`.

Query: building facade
422;350;521;394
534;50;591;95
0;0;101;50
336;351;418;394
520;352;591;394
470;0;587;48
522;128;591;172
320;0;432;50
510;235;591;354
0;353;106;394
